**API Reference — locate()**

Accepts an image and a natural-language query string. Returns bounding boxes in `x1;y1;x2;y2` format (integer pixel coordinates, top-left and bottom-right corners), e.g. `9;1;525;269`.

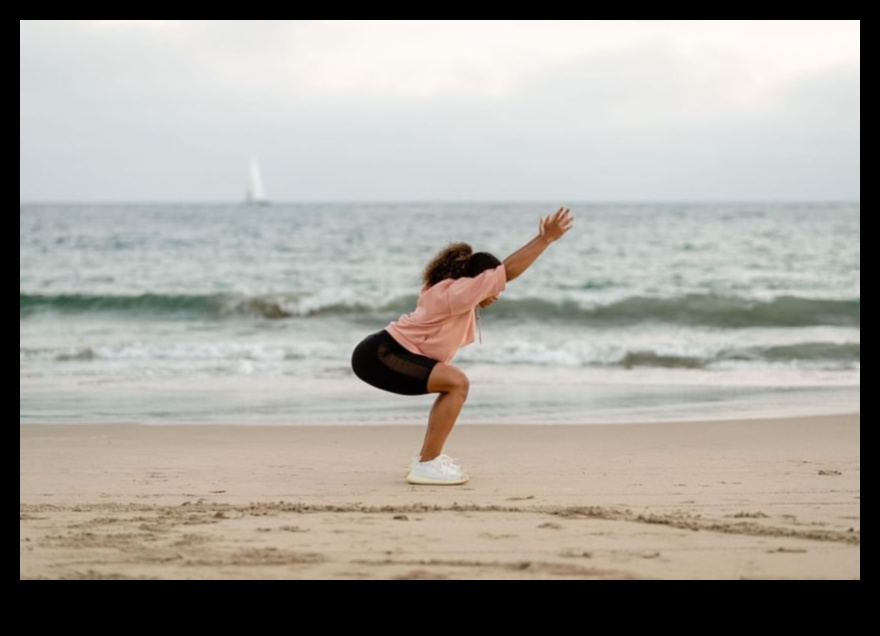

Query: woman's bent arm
503;207;574;282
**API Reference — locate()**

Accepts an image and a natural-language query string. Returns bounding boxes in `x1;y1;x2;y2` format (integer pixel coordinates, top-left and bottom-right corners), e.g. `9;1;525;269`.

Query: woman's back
385;264;507;364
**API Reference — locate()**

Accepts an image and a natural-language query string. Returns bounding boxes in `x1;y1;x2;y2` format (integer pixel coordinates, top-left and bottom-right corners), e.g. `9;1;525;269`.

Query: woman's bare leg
420;363;470;461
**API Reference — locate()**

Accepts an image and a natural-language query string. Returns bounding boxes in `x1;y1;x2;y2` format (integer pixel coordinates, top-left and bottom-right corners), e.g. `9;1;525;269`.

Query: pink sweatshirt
385;265;507;364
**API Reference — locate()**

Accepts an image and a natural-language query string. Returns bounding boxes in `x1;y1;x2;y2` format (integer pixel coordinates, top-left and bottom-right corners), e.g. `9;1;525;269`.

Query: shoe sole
406;474;469;486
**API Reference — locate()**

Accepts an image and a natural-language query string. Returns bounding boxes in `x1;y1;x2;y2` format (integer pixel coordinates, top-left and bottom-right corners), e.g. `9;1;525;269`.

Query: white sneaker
408;454;462;471
407;455;469;486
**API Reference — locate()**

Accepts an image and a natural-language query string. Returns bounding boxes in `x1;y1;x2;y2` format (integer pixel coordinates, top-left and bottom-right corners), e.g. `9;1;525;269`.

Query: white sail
246;157;268;205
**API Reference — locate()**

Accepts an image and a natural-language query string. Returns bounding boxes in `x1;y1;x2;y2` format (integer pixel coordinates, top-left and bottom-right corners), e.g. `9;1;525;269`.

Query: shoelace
410;454;463;474
410;454;461;467
434;455;458;468
432;455;463;475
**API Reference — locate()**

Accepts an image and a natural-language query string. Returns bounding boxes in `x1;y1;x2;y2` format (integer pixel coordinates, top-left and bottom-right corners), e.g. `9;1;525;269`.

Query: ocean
20;202;860;426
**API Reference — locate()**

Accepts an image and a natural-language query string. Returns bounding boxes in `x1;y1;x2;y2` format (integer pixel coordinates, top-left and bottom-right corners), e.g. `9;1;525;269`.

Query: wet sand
20;414;860;580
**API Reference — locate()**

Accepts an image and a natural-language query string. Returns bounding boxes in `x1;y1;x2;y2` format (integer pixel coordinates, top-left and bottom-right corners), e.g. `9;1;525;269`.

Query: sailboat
245;157;269;206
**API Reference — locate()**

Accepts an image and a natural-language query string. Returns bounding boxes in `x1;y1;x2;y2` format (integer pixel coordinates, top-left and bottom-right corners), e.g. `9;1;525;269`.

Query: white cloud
19;20;859;202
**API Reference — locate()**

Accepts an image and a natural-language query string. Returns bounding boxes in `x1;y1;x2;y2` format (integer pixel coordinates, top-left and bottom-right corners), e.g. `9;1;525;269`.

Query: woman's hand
539;207;574;244
503;206;575;282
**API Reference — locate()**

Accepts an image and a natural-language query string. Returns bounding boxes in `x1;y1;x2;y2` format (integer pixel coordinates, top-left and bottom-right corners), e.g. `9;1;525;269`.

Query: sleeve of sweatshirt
445;265;507;315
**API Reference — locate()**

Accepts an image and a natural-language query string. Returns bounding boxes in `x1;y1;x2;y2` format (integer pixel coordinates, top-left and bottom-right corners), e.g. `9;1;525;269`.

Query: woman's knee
454;371;470;398
428;364;470;397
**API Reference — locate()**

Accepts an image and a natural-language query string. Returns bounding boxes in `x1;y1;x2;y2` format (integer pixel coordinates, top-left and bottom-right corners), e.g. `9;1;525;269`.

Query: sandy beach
20;414;860;580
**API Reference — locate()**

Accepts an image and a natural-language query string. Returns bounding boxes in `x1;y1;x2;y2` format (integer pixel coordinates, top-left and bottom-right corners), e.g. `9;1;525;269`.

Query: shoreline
19;376;860;427
21;413;860;580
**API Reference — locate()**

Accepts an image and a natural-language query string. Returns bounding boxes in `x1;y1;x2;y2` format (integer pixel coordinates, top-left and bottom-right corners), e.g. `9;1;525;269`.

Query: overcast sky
20;20;860;203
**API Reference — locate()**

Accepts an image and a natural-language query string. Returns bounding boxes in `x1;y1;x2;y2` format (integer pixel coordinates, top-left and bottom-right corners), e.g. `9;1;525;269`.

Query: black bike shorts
351;330;439;396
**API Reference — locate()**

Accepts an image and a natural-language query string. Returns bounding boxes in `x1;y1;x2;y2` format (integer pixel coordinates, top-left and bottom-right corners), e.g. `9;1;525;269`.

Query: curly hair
422;242;501;287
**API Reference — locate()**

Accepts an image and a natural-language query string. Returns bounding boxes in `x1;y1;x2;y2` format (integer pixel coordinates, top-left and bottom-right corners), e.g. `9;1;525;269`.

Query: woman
351;207;574;485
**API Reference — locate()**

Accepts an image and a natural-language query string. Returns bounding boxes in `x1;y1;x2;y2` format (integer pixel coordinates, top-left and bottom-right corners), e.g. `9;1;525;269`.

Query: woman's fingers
540;207;574;242
551;209;572;226
553;208;574;236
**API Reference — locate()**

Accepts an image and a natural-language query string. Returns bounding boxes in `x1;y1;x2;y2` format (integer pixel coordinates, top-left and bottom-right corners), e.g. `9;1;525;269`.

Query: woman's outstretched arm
503;207;574;282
